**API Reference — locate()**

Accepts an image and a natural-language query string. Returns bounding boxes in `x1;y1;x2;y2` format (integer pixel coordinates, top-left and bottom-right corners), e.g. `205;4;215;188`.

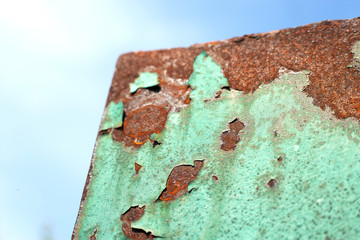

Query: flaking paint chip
129;72;159;93
100;101;124;131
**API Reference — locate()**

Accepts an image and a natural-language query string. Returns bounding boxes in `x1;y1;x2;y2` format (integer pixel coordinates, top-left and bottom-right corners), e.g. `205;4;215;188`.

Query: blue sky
0;0;359;239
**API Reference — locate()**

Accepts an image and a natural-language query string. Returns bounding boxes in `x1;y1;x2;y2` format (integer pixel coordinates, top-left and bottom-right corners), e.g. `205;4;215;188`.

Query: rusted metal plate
73;18;360;239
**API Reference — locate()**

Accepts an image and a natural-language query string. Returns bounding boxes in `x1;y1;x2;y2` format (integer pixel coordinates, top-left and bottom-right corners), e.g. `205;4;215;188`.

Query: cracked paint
130;72;160;93
75;51;360;239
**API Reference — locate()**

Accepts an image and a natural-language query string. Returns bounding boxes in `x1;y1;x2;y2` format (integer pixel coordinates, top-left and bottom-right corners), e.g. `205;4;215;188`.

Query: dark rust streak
120;206;155;240
158;160;204;201
221;118;245;151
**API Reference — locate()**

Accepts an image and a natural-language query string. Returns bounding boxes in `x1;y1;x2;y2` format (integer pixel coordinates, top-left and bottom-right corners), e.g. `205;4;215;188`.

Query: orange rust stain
120;206;155;240
159;160;204;202
135;162;142;174
112;105;168;148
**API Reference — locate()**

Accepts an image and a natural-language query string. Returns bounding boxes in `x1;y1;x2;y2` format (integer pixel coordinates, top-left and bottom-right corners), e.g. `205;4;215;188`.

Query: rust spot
212;175;219;181
267;179;278;188
221;118;245;151
158;160;204;201
112;105;167;148
135;162;142;174
125;105;167;138
120;206;156;240
89;229;97;240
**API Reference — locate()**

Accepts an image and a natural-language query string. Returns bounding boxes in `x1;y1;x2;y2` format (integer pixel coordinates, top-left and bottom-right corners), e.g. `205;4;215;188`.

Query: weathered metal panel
73;18;360;239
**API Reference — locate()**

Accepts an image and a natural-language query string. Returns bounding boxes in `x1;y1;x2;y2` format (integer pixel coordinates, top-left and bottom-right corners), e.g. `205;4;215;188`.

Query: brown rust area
109;18;360;126
158;160;204;201
205;19;360;119
135;162;142;174
124;105;167;139
107;48;201;147
120;206;155;240
112;105;168;148
221;118;245;151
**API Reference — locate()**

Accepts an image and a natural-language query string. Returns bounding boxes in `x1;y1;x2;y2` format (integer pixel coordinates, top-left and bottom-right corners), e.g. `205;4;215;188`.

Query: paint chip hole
267;179;278;188
212;175;219;181
147;85;162;93
152;140;162;148
221;86;231;91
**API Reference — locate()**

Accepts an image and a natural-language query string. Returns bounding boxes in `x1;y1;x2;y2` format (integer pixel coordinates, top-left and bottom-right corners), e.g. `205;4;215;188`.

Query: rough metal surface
73;18;360;239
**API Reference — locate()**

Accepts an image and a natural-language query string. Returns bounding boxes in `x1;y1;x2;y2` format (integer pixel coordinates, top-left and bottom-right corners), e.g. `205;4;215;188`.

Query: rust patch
158;160;204;201
206;19;360;120
89;229;97;240
277;156;283;163
108;19;360;123
212;175;219;181
112;105;168;148
120;206;155;240
135;162;142;174
107;48;198;148
221;118;245;151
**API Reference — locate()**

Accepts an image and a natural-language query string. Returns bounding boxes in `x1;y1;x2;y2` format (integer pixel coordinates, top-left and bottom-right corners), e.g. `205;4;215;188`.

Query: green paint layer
76;52;360;239
100;101;124;131
349;41;360;70
129;72;159;93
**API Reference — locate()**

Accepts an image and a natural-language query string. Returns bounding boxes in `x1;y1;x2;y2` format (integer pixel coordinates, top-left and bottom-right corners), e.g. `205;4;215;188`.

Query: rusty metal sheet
73;18;360;240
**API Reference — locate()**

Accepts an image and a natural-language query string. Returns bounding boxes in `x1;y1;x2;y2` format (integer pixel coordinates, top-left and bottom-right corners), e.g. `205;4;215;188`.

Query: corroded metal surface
73;18;360;239
158;160;204;202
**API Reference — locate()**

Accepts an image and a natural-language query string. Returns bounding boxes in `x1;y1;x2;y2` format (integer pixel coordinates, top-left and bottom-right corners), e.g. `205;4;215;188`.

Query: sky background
0;0;359;239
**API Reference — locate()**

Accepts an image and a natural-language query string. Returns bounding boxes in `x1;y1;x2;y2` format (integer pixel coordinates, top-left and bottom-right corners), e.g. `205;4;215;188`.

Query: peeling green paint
348;41;360;70
76;52;360;239
100;101;124;131
186;51;229;100
129;72;159;93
